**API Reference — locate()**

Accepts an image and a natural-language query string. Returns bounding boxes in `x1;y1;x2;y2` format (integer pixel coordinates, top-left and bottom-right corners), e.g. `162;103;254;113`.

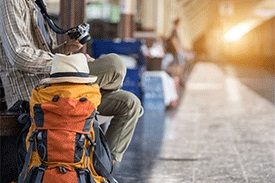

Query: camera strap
35;0;67;34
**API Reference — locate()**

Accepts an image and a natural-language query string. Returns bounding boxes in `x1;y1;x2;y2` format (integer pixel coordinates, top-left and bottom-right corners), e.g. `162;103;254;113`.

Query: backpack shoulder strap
18;130;38;183
92;150;118;183
86;133;118;183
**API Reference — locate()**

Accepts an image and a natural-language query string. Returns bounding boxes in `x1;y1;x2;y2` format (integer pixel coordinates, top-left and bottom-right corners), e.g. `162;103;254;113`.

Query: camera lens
79;34;91;45
66;23;91;44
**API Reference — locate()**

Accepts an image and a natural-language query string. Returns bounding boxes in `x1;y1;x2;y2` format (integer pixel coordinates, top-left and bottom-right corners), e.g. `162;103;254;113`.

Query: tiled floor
112;61;274;183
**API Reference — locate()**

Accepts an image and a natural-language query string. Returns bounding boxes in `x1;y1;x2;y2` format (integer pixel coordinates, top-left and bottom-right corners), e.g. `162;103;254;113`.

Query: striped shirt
0;0;58;109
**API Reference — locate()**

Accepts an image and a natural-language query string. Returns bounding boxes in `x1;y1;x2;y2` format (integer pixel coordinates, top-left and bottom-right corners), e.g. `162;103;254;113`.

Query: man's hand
63;39;83;55
85;54;95;62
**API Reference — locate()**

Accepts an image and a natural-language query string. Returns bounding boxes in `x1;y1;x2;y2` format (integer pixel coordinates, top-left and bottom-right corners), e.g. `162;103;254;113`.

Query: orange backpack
15;83;117;183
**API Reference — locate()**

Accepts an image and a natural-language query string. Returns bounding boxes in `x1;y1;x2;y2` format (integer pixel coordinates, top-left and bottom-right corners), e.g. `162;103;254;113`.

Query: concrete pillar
119;0;137;39
140;0;156;31
162;0;173;38
156;0;165;36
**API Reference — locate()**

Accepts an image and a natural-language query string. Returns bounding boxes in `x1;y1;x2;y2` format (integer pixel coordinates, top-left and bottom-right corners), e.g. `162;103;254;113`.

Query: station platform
112;61;274;183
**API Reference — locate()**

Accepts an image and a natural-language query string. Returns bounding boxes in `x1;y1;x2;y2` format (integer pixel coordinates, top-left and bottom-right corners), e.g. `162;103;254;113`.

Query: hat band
50;72;89;78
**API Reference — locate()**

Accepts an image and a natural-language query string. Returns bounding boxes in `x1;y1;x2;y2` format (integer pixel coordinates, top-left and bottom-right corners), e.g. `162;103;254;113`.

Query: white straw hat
40;53;97;84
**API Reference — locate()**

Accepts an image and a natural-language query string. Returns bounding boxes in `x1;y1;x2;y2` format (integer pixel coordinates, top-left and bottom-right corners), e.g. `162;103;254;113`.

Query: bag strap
78;169;87;183
35;0;67;34
34;164;47;183
18;130;38;183
77;169;97;183
86;135;118;183
16;113;31;174
93;119;112;173
93;150;118;183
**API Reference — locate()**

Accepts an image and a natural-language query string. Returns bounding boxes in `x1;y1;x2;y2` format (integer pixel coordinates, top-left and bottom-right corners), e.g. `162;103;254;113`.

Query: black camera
66;23;91;45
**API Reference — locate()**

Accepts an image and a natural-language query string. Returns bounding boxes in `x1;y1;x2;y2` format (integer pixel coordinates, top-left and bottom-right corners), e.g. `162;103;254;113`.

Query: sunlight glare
224;20;260;42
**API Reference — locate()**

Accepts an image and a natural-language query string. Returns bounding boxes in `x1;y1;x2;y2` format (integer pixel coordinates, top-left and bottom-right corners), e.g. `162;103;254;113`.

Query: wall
194;16;274;67
224;17;275;66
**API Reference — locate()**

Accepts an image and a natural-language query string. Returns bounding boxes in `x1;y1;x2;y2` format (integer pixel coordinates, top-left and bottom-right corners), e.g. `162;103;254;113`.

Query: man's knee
100;53;126;77
89;53;127;90
125;92;142;118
